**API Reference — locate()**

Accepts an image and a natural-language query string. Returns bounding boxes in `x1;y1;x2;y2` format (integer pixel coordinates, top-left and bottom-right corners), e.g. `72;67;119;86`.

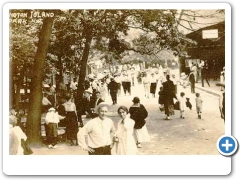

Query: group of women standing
111;96;150;155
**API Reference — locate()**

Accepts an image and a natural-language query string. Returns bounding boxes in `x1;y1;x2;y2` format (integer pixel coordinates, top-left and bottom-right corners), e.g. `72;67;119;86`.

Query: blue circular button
217;135;238;156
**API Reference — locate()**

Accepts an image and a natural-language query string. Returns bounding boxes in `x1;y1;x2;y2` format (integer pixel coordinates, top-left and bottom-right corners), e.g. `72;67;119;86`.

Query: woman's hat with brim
43;84;50;88
84;89;92;94
95;102;110;113
48;107;56;112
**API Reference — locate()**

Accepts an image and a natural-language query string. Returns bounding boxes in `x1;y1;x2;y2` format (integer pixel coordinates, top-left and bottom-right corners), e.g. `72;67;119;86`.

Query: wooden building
180;21;225;80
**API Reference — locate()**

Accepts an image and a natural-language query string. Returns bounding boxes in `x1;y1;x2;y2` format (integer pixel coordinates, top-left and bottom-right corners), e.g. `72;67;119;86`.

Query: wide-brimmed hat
84;89;92;94
94;102;110;113
48;107;56;112
43;84;50;88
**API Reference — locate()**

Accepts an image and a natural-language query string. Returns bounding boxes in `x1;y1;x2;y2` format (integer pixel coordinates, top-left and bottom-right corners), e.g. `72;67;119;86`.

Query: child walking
195;93;203;119
158;86;164;110
45;107;65;149
179;92;186;119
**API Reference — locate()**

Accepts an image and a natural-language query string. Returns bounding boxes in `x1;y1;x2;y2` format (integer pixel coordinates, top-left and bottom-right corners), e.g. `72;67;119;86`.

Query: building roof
186;21;225;48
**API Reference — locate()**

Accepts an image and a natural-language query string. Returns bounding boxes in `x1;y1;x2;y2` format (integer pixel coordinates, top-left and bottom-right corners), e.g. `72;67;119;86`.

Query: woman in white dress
111;106;138;155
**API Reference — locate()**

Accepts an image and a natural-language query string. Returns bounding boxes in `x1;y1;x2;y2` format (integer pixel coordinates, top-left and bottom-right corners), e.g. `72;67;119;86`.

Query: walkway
195;80;224;97
30;80;224;155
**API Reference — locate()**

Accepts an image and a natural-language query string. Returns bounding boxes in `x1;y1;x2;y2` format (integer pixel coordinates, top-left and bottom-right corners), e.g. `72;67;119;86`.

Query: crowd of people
10;60;225;155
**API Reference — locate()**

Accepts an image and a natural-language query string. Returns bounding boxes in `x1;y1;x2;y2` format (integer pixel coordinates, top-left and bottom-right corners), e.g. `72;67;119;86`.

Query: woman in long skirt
64;95;79;146
111;106;138;155
129;97;150;148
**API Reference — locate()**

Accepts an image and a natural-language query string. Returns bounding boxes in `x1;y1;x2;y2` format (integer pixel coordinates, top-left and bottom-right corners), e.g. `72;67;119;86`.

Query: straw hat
48;107;56;112
94;102;110;113
84;89;92;94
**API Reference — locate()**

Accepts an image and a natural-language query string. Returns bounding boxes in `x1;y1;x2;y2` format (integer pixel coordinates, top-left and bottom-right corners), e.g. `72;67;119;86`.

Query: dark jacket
81;97;92;115
162;80;175;95
162;80;177;105
189;73;195;83
90;98;104;109
129;104;148;129
108;80;118;93
158;90;164;104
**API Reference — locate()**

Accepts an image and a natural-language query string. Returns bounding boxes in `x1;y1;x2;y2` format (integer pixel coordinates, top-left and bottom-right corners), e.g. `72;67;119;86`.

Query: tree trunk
26;17;54;147
54;55;63;98
76;31;93;111
9;61;14;108
179;56;186;74
15;70;24;113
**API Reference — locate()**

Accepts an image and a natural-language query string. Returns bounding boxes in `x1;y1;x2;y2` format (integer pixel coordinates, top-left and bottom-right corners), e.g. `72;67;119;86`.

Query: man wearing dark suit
201;64;210;87
162;75;178;120
81;90;93;118
108;77;118;105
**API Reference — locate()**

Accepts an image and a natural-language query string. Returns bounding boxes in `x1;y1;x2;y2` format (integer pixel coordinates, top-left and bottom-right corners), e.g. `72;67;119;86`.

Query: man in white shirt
198;60;205;80
78;102;116;155
142;73;150;98
70;78;78;91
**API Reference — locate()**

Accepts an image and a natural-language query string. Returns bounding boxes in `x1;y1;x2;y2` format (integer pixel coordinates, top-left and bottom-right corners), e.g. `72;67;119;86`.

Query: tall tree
65;10;130;109
9;10;37;110
26;16;54;146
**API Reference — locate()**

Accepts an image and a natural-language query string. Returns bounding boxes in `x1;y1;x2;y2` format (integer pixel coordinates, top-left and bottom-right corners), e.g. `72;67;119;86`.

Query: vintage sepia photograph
3;2;231;175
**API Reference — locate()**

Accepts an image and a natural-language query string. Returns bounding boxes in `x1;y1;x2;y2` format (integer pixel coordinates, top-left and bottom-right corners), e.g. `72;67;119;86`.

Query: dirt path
32;82;224;155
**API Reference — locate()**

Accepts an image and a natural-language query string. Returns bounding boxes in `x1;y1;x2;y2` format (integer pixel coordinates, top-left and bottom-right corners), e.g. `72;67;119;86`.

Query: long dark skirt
65;112;79;140
163;96;175;116
150;83;157;94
